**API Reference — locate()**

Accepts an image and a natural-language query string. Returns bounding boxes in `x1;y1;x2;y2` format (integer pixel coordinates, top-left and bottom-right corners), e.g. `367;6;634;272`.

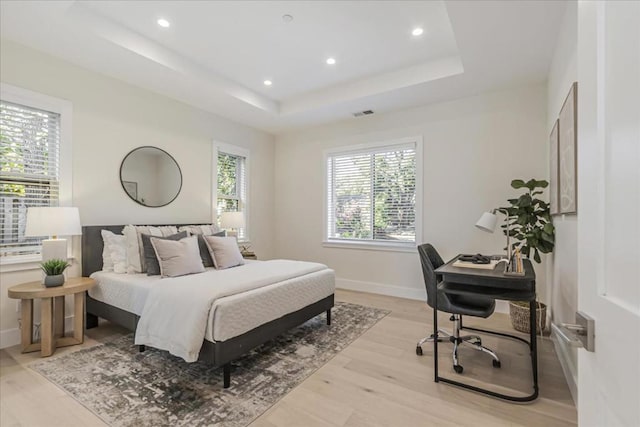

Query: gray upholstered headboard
81;224;210;276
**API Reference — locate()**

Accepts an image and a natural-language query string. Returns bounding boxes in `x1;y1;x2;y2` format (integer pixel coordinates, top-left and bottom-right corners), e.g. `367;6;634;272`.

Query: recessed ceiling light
326;58;336;65
157;18;170;28
263;80;273;86
412;27;424;36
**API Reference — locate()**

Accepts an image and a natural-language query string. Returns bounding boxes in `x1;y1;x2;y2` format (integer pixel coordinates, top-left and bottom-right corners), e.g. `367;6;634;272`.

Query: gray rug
31;302;389;427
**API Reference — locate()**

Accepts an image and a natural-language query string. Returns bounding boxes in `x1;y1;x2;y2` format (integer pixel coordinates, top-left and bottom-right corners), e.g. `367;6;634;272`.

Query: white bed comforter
134;259;327;362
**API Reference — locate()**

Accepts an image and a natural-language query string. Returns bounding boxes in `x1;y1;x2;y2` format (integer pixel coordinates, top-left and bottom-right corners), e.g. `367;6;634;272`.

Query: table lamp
475;208;512;261
24;207;82;261
219;211;245;239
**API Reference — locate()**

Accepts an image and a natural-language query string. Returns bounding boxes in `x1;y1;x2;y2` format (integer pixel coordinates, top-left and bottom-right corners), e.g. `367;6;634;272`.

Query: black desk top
435;255;536;298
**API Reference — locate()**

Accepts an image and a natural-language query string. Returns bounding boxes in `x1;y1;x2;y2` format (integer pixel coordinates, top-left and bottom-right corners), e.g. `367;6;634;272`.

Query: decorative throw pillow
196;231;225;267
203;235;244;270
141;231;188;276
150;235;205;277
123;225;178;273
178;224;221;236
101;230;127;273
101;230;115;272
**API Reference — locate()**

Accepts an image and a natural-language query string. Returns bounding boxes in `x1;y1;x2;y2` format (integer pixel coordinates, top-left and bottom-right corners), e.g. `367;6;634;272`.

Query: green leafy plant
40;259;70;276
501;179;555;263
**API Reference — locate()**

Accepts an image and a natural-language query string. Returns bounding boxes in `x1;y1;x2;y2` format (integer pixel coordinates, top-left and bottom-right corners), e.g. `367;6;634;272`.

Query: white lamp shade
475;211;498;233
24;207;82;237
219;211;245;229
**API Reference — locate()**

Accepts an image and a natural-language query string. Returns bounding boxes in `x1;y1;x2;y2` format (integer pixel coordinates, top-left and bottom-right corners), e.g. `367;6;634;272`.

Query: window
214;142;249;241
325;137;422;250
0;84;72;262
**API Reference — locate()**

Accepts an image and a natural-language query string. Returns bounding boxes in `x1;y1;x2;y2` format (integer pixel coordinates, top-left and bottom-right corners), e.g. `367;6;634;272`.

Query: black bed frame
82;225;334;388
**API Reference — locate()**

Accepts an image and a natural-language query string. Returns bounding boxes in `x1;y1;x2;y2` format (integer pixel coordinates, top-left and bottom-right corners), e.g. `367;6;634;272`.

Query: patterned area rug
32;302;389;427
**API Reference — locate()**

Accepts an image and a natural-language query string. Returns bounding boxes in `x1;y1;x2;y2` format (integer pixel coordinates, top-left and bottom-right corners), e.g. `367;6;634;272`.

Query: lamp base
42;239;67;262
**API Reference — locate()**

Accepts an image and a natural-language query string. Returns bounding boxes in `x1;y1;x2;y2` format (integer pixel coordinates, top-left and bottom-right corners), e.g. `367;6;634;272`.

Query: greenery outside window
1;84;72;264
325;137;422;250
214;142;249;241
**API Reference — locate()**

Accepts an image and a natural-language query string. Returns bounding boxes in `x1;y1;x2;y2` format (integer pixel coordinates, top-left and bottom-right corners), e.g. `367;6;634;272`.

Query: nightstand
7;277;96;357
242;252;257;260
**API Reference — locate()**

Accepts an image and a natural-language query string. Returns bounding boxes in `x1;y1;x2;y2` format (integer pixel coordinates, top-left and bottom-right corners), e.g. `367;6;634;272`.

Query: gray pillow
141;231;188;276
196;231;226;267
203;235;245;270
150;235;205;278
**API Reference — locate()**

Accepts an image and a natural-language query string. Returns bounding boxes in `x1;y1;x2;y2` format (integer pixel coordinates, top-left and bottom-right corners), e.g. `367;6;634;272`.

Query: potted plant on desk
40;259;70;287
503;179;555;334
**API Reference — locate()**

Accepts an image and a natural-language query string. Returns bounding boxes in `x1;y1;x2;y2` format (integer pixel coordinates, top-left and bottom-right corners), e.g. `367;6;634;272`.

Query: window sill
322;240;417;253
0;255;76;273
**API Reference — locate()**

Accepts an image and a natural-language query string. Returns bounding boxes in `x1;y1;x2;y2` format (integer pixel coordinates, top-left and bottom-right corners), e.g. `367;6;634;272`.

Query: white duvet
134;259;328;362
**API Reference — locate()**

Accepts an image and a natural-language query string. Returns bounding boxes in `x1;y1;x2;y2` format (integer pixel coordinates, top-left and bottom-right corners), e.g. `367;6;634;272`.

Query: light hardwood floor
0;290;577;427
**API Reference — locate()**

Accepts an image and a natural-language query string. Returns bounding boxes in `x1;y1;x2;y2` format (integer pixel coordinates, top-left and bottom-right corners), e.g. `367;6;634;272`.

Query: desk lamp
24;207;81;261
475;208;512;261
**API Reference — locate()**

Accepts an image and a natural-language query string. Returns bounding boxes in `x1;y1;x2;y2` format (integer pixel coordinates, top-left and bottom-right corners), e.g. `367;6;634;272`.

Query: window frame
323;136;423;252
0;83;73;268
212;141;250;243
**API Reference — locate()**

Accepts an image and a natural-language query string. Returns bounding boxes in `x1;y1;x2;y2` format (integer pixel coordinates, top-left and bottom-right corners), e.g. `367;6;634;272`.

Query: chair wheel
454;365;463;374
416;346;423;356
492;360;501;368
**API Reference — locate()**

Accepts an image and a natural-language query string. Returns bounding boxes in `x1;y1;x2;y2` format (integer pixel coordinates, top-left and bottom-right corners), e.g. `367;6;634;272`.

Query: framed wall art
558;82;577;214
549;119;559;215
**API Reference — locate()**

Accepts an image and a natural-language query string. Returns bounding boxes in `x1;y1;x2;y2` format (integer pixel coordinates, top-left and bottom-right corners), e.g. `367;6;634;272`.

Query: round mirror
119;146;182;207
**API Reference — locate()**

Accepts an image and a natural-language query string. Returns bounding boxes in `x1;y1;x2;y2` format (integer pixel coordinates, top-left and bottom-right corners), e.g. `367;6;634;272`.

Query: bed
81;225;335;388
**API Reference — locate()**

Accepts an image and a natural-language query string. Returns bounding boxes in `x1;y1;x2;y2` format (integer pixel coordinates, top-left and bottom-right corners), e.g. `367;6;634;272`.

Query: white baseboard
551;323;578;405
336;278;510;314
494;300;509;314
0;328;21;350
0;315;76;349
336;278;426;301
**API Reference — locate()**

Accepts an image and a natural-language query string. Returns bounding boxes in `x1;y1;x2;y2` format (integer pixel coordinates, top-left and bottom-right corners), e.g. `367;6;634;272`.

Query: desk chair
416;244;501;373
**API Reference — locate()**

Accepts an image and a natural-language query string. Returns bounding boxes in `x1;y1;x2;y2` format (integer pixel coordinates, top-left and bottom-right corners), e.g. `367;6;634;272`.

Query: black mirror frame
119;146;183;208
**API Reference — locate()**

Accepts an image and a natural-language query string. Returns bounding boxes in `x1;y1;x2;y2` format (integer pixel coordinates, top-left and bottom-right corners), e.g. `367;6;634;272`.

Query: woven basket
509;301;547;334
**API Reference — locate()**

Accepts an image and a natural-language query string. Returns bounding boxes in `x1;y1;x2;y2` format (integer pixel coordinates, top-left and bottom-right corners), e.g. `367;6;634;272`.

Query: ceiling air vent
353;110;374;117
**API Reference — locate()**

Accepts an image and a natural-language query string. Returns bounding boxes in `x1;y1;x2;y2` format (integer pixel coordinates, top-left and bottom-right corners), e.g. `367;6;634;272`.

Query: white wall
0;39;275;347
546;1;578;404
274;84;548;303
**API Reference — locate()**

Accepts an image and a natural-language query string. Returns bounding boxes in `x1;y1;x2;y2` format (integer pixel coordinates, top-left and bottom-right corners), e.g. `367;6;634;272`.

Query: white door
577;1;640;426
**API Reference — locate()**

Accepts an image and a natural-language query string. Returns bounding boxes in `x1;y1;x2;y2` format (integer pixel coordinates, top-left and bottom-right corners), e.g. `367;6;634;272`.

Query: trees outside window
214;143;249;241
326;139;421;248
0;100;61;258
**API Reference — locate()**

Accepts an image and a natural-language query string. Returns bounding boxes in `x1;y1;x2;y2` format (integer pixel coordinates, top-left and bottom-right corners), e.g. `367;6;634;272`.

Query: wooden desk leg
40;298;55;357
21;299;34;352
54;296;65;338
73;292;85;343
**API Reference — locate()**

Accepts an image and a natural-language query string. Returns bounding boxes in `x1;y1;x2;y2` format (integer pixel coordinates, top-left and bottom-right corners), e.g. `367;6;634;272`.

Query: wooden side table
242;252;257;260
8;277;96;357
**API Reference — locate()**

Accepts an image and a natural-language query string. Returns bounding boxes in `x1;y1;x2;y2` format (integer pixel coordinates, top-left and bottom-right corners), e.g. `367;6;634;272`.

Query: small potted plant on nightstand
40;259;70;287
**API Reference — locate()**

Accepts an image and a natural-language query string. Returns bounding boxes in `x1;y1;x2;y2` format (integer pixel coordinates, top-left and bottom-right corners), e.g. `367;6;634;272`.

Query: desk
8;277;96;357
434;255;538;402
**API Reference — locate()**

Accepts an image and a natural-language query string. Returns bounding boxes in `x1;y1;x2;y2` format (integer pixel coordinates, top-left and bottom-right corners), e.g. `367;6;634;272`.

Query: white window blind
0;100;61;257
217;151;247;240
327;142;417;245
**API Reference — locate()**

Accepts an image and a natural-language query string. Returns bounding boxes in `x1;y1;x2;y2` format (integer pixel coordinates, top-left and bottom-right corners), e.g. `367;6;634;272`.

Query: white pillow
203;236;244;269
177;224;221;236
150;235;205;278
124;225;178;273
101;230;115;272
101;230;127;273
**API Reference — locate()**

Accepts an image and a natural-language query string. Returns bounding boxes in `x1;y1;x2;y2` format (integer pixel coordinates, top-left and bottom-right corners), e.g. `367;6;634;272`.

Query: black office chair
416;243;501;373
